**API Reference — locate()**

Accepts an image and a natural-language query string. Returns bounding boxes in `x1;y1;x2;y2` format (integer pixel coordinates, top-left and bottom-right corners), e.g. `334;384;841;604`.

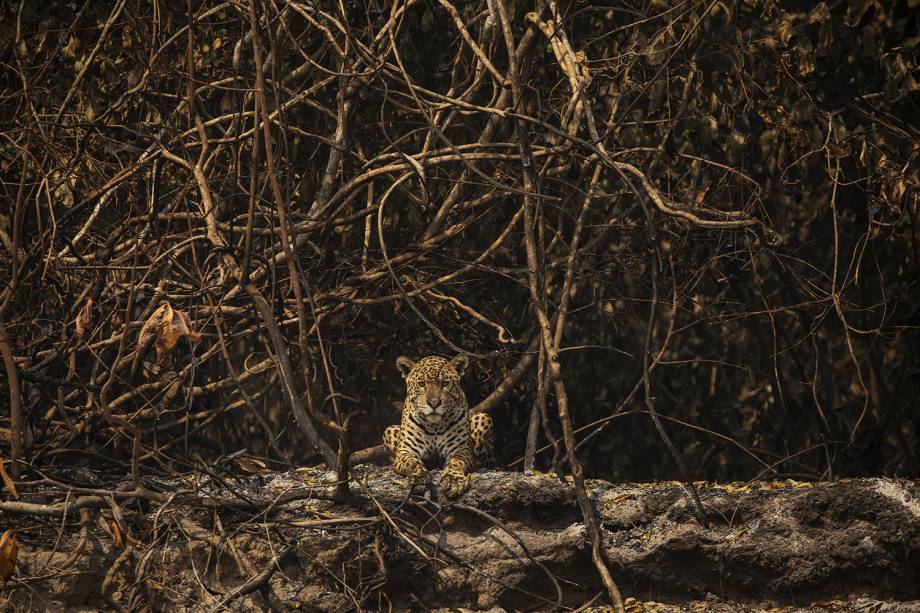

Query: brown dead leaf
777;20;796;45
808;2;830;24
75;297;93;340
235;457;269;473
845;0;875;27
0;530;18;587
136;302;202;362
106;518;142;548
161;306;201;357
136;303;170;356
108;519;124;549
0;459;17;499
810;599;847;608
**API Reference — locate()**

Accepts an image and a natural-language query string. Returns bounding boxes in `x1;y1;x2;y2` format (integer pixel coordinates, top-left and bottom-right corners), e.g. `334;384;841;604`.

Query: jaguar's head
396;354;468;423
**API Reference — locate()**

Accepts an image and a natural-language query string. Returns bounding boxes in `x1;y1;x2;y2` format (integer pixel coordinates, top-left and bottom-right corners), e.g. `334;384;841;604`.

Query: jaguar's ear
450;354;469;377
395;356;416;378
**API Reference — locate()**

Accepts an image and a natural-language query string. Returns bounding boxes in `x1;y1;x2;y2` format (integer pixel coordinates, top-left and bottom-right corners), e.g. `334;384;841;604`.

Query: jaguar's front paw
439;469;470;498
393;455;426;481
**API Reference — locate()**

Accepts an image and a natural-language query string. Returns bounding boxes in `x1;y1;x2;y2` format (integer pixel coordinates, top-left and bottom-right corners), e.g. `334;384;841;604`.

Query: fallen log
1;467;918;611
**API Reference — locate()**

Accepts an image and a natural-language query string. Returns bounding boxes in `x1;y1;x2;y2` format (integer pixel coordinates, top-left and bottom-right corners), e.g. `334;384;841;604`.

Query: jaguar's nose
428;397;441;409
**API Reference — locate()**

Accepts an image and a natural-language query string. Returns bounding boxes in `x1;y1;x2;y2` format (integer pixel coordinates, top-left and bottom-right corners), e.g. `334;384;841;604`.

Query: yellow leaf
213;37;222;49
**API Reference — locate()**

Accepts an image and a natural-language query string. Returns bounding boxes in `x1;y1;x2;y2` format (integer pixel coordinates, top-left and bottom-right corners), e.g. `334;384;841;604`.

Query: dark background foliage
1;0;918;485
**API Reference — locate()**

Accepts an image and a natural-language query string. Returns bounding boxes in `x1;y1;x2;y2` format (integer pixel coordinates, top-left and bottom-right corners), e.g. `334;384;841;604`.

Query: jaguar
383;355;494;497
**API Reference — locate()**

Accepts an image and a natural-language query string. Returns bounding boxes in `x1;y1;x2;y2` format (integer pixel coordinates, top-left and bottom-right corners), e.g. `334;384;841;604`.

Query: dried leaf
777;20;795;45
0;530;18;588
0;459;17;499
110;310;122;331
61;35;78;59
109;519;124;549
136;302;201;363
796;38;815;76
808;2;830;24
235;457;269;473
891;178;907;203
845;0;875;27
136;303;170;357
817;20;834;55
75;298;93;340
155;303;176;360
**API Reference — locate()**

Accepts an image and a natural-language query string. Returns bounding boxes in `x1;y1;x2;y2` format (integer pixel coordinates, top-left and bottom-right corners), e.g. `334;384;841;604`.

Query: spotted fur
384;355;494;497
